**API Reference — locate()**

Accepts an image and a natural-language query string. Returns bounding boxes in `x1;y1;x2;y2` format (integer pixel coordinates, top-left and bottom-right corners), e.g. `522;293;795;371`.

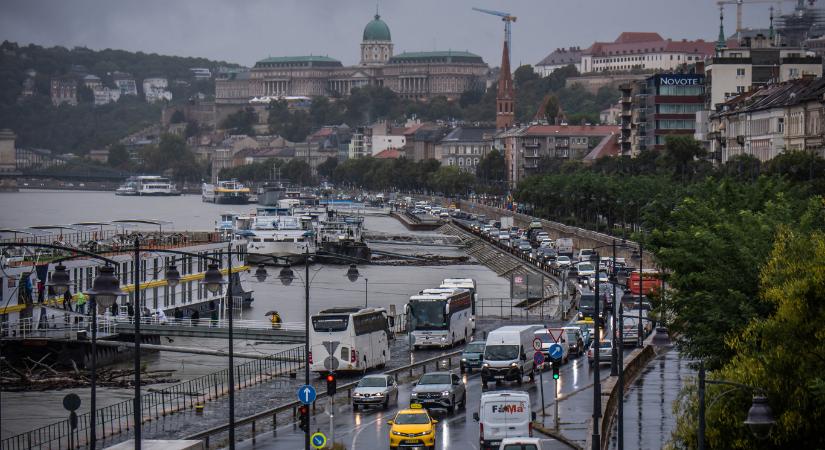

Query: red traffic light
326;374;335;382
298;405;308;415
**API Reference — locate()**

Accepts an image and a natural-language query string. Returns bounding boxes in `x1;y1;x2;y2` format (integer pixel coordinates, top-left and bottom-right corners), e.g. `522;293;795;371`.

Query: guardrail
110;316;306;332
1;316;115;339
185;349;464;448
1;346;305;450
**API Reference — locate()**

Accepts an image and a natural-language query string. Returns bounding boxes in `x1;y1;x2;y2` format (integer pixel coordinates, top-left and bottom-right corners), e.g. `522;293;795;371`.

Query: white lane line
350;413;386;450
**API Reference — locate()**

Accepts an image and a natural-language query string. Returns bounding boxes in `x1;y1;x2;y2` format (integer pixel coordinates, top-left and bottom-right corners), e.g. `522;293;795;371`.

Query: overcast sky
1;0;780;68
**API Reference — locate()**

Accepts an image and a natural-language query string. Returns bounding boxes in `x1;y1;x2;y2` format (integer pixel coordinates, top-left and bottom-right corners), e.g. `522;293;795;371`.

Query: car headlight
511;362;519;367
461;358;467;362
410;392;418;397
440;336;447;341
392;430;404;436
375;392;386;397
482;363;490;368
441;390;451;396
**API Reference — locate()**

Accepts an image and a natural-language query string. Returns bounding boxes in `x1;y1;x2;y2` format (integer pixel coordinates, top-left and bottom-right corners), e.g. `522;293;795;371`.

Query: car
576;262;596;280
573;319;595;349
352;374;399;411
587;339;614;366
387;404;437;450
475;391;535;450
460;340;486;374
517;242;532;253
553;256;572;269
577;248;595;261
561;326;586;357
498;437;561;450
410;372;466;413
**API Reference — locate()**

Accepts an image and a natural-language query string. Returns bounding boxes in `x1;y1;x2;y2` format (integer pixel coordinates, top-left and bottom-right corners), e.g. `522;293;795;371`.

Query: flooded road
0;190;511;439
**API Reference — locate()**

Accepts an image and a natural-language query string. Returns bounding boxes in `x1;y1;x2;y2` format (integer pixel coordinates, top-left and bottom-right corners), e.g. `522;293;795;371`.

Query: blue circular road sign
549;343;564;361
533;351;545;366
297;384;317;405
311;432;327;449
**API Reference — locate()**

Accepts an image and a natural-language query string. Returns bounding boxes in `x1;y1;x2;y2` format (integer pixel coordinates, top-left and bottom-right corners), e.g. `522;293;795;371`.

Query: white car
577;248;595;262
553;256;572;268
352;374;399;410
576;262;596;279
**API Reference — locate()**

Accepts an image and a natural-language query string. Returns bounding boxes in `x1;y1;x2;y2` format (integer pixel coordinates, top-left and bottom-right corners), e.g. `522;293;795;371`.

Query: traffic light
298;405;309;432
552;361;560;380
326;373;337;396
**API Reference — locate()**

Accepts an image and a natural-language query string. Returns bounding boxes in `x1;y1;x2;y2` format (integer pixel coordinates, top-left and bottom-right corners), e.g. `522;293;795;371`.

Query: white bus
309;307;391;374
440;278;478;314
407;288;474;349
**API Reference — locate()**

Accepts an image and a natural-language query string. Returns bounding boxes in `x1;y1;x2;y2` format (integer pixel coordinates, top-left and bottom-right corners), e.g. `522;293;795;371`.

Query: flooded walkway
609;348;695;450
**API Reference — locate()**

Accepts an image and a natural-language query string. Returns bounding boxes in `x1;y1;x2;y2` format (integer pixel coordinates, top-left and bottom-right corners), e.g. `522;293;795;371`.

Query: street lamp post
610;240;619;377
589;252;601;450
132;237;142;450
637;243;644;347
697;362;776;449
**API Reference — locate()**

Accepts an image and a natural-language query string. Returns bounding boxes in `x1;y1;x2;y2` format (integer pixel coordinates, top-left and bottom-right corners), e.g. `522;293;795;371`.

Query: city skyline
1;0;780;68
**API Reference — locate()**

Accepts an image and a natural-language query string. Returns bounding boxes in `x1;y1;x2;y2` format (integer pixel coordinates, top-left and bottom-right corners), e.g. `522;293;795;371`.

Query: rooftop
255;56;342;68
389;51;484;64
442;127;496;143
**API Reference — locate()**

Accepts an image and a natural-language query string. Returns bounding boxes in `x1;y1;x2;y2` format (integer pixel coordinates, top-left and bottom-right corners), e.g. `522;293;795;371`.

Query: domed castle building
216;13;488;106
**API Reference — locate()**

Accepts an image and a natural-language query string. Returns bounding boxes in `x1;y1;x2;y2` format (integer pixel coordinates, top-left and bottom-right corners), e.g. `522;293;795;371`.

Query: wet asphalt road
235;313;625;450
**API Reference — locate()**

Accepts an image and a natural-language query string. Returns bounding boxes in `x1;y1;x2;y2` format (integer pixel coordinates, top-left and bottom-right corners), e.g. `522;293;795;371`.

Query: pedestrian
110;302;119;317
23;274;33;304
190;309;200;326
174;307;183;321
269;311;281;329
75;291;87;315
37;280;45;304
210;303;219;327
156;308;168;325
63;289;73;312
126;302;134;321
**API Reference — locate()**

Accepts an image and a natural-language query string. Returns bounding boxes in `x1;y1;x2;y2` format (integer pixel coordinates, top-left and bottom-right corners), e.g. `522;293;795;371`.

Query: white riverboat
202;180;251;204
246;207;315;265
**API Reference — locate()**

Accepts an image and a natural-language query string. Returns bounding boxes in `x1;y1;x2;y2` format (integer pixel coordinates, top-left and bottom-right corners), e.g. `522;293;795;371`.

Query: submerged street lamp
85;265;125;450
48;263;71;296
346;264;360;283
278;264;295;286
164;264;181;288
254;264;268;282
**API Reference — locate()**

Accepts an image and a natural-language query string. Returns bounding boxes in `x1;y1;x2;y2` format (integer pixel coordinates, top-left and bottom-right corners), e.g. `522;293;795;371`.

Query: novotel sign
657;75;703;86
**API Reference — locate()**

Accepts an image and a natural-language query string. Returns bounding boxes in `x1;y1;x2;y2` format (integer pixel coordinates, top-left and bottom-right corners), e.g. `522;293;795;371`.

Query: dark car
410;372;466;413
460;340;486;374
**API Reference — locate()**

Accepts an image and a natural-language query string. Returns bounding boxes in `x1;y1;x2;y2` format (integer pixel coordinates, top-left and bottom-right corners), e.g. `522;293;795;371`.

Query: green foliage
316;157;338;179
267;100;312;142
0;95;161;154
660;135;708;182
475;149;506;190
430;166;475;196
671;215;825;449
170;110;186;124
222;107;256;135
141;134;204;181
331;157;441;192
218;158;313;185
107;143;130;169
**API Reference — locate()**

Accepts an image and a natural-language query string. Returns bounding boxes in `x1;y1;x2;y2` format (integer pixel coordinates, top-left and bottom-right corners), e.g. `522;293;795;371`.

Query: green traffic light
553;373;559;380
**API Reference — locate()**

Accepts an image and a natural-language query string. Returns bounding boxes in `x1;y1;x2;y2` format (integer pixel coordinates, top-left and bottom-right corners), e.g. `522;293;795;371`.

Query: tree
170;109;186;124
221;107;256;135
660;135;708;182
107;143;130;168
514;65;539;88
670;210;825;449
430;166;474;196
476;149;506;190
316;157;338;179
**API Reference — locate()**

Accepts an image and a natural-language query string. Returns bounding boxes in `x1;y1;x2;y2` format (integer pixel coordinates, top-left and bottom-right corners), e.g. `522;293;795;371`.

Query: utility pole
304;246;311;450
133;237;142;450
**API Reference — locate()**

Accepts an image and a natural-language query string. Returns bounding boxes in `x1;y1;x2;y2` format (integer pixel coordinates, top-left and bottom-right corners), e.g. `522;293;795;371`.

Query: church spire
769;6;776;42
716;6;726;51
496;40;515;130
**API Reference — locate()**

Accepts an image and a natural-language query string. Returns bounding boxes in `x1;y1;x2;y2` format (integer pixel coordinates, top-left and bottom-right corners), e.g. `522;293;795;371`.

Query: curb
533;422;584;450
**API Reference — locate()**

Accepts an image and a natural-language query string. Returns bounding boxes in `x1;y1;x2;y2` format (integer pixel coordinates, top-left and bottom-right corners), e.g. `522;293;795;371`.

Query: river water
0;190;511;438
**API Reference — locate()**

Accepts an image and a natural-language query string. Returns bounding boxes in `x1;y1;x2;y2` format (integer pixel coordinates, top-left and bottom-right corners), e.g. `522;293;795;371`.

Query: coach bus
407;288;474;349
309;307;391;374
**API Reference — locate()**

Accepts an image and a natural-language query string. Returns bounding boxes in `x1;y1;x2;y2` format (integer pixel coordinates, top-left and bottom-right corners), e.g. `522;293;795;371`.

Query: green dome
363;14;391;41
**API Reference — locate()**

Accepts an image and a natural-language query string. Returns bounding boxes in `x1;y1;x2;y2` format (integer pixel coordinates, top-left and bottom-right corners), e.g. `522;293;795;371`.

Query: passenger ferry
202;180;251;204
0;225;253;329
115;177;138;196
246;207;315;265
137;176;179;196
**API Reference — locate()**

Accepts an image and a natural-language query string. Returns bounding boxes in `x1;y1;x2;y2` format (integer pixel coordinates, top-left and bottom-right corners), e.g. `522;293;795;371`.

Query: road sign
311;432;327;449
324;357;340;371
532;337;543;351
297;384;317;405
62;393;81;411
533;351;545;366
548;343;564;361
545;328;565;343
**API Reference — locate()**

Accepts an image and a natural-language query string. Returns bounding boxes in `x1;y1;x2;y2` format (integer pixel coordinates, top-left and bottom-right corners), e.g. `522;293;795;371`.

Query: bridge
112;318;305;343
1;314;306;345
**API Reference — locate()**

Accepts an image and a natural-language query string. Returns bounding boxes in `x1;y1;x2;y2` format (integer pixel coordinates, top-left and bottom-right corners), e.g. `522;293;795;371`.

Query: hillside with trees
0;40;239;154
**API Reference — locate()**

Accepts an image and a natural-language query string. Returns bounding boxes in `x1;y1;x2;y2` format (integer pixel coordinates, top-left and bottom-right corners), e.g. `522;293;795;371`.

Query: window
789;68;800;78
736;68;746;76
736;86;746;93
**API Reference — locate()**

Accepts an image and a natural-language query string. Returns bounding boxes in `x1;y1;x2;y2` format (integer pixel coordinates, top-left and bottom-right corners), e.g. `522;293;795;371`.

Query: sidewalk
608;349;694;450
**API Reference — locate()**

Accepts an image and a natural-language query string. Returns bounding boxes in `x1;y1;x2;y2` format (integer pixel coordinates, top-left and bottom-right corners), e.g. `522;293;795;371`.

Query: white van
481;325;544;388
473;391;535;450
498;437;560;450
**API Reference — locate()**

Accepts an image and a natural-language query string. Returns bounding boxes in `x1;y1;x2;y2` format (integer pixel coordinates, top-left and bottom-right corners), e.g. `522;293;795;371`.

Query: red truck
628;271;663;296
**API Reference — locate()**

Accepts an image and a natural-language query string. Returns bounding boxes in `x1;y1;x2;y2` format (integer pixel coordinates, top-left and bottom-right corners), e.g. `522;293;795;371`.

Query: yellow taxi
387;404;437;449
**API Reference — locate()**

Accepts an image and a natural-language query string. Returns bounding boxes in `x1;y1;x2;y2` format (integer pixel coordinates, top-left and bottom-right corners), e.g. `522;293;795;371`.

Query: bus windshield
312;315;349;332
409;300;447;330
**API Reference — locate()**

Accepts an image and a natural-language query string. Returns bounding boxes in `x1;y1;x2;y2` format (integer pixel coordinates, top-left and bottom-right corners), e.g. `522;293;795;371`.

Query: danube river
0;190;511;438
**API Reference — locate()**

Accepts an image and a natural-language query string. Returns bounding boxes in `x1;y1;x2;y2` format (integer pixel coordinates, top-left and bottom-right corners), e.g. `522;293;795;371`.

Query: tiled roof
524;125;620;136
374;148;403;159
536;48;583;67
442;127;496;143
614;32;664;43
584;32;714;57
583;134;620;161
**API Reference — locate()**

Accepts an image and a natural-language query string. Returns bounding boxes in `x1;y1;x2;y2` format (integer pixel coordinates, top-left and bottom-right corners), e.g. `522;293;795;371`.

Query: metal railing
0;316;116;339
186;349;464;448
110;316;306;332
1;346;305;450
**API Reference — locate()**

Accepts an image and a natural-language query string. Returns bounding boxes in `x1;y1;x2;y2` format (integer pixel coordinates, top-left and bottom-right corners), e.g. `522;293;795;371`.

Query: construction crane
717;0;799;33
472;7;517;58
